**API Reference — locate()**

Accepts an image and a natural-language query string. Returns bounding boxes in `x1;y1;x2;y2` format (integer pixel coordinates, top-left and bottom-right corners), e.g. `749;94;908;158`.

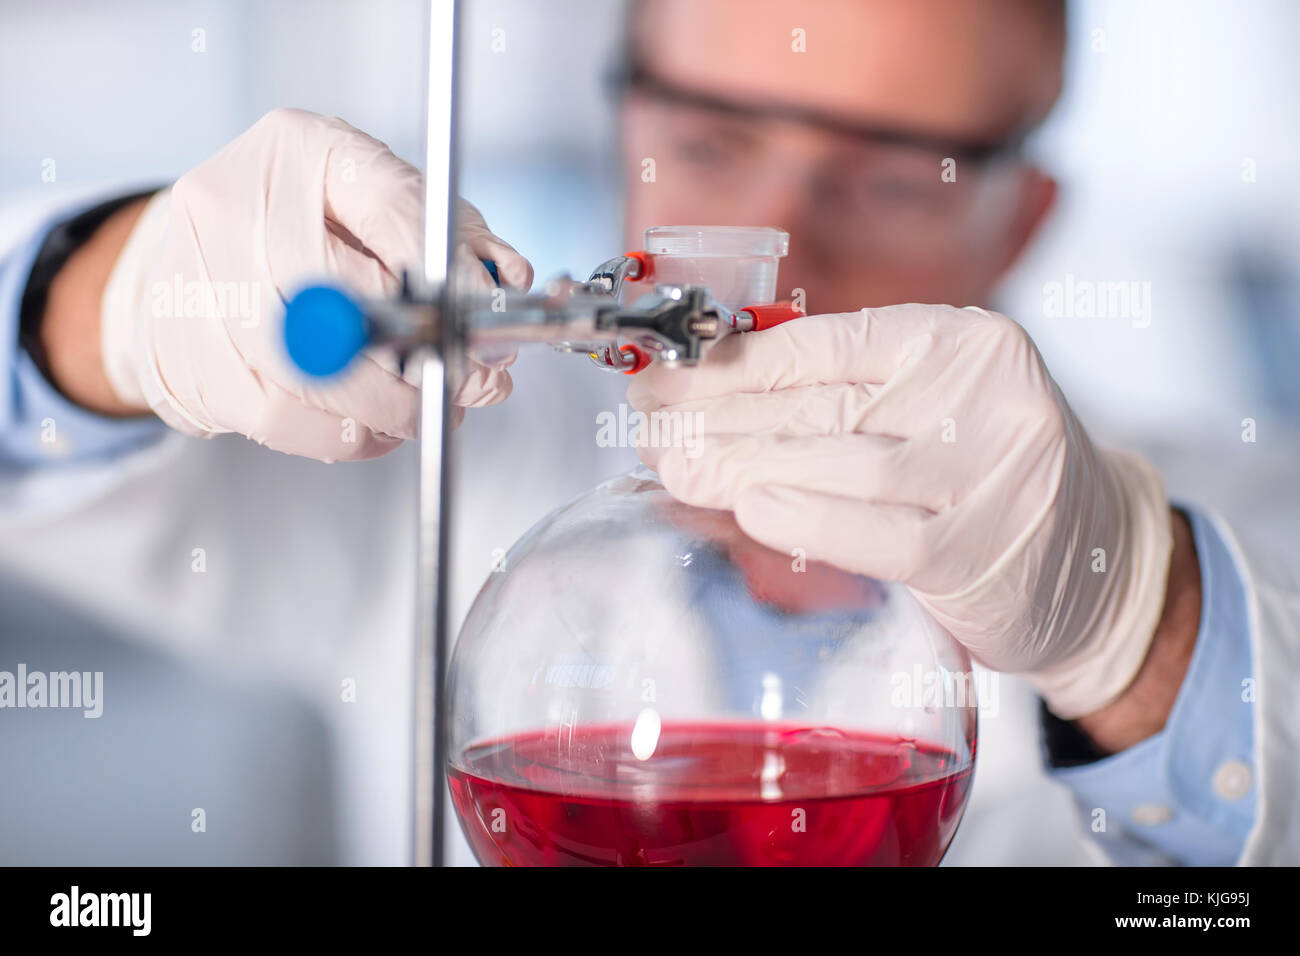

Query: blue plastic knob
283;285;368;377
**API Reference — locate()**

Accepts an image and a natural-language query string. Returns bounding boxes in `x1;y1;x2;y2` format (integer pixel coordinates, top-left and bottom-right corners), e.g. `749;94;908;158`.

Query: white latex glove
628;305;1174;719
101;108;534;462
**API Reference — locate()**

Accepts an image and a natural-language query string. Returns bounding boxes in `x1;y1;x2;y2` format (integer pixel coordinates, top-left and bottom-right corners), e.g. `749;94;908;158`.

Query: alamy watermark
1043;274;1152;328
50;886;150;936
596;403;703;458
0;664;103;718
151;274;261;328
890;665;999;718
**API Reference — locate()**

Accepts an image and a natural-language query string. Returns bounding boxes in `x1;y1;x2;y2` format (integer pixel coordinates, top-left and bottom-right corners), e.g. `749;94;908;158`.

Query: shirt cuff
0;196;166;466
1040;504;1257;866
5;348;165;464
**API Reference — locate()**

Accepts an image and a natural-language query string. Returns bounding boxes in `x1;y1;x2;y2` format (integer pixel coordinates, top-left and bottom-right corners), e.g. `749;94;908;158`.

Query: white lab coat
1227;520;1300;865
0;199;1293;866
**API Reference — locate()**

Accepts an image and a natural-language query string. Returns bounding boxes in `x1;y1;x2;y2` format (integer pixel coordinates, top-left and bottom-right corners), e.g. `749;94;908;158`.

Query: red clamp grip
619;343;652;375
622;250;653;282
737;300;805;331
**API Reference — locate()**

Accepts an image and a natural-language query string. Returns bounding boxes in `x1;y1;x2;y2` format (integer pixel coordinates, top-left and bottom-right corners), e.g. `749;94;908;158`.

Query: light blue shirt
1049;505;1257;865
0;200;165;468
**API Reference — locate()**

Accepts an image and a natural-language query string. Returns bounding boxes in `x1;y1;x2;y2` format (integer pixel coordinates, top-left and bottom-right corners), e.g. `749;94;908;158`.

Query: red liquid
449;722;973;867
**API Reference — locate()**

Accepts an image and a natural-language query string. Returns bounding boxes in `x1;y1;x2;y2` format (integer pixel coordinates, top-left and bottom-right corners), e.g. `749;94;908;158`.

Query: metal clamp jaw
583;250;651;300
571;251;803;375
583;285;720;372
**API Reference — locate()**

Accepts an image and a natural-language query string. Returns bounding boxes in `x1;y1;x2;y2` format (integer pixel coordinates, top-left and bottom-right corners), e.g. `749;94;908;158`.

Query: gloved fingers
640;383;1002;508
224;238;404;386
446;221;521;408
652;434;953;514
351;341;509;418
628;305;967;411
265;237;424;438
316;114;425;278
844;316;1059;443
249;379;408;462
453;236;534;293
646;384;888;439
321;221;408;299
361;343;421;387
456;199;534;291
733;483;937;584
468;343;519;369
656;386;984;492
451;357;514;407
451;240;495;292
285;352;421;440
634;435;667;473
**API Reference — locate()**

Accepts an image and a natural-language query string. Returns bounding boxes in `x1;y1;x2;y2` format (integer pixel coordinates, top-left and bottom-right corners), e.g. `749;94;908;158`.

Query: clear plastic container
640;226;789;310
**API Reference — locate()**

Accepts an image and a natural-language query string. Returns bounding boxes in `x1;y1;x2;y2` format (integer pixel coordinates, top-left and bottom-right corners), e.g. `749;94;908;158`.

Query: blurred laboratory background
0;0;1296;865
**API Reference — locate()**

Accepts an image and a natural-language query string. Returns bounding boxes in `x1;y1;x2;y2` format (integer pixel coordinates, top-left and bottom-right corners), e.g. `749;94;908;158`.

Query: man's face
620;0;1062;312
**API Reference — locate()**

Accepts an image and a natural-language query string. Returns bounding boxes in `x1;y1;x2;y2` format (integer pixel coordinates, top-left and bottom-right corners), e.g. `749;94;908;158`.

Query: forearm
1072;506;1201;754
38;196;151;417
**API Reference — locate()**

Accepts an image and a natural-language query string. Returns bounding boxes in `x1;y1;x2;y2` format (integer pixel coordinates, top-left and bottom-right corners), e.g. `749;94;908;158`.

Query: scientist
2;0;1292;865
614;0;1293;866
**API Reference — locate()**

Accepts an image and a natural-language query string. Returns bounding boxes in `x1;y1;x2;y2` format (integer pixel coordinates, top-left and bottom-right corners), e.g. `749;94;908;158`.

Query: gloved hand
628;305;1174;719
101;108;533;462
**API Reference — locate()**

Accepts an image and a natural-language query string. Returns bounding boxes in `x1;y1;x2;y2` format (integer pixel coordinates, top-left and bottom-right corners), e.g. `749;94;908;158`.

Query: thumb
734;484;932;584
456;198;534;291
450;356;513;407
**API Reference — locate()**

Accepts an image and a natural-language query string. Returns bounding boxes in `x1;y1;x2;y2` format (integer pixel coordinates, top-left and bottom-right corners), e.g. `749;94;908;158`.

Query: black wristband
1039;697;1110;769
17;189;162;383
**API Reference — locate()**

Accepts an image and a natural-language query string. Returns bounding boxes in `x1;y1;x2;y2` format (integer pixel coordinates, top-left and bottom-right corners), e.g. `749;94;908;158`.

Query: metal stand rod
412;349;450;867
414;0;457;868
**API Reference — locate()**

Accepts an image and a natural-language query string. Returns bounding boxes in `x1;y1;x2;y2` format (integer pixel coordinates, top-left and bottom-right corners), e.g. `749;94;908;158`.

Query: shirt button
1212;760;1253;801
1131;803;1175;826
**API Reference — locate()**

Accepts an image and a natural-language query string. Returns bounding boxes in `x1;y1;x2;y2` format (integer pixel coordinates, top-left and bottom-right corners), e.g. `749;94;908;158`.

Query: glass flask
448;468;978;867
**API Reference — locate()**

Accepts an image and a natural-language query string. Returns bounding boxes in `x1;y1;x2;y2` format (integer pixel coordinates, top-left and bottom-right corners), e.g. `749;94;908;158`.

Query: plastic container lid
644;226;789;258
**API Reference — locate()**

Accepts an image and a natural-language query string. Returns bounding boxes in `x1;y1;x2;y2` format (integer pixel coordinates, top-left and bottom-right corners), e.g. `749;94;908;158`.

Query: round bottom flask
448;468;977;867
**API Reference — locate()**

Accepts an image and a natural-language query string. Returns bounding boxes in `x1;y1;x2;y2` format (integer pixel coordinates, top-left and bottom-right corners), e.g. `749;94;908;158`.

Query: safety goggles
610;60;1029;166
